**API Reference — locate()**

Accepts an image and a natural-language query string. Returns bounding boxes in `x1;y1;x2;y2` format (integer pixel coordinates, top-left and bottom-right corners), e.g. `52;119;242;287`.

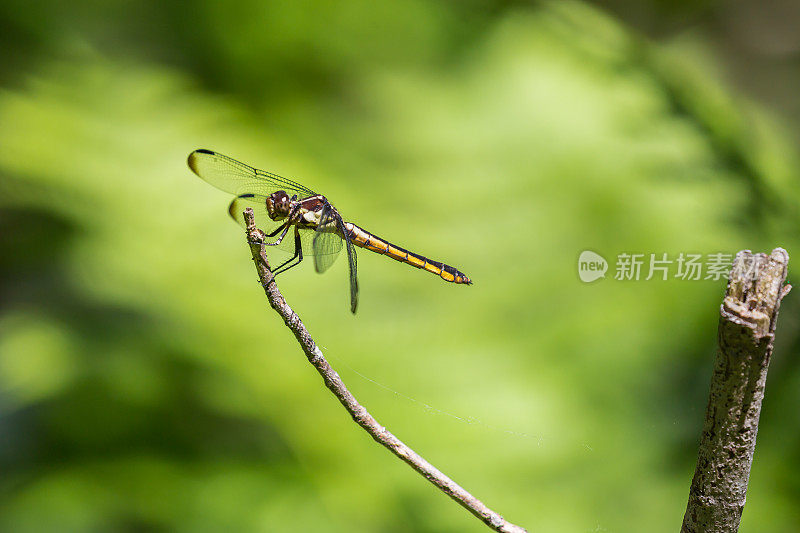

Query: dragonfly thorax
265;190;293;221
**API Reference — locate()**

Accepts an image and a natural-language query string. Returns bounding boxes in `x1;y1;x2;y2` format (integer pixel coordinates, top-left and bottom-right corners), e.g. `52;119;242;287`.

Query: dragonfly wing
312;205;344;273
189;149;316;199
228;194;271;229
340;215;359;314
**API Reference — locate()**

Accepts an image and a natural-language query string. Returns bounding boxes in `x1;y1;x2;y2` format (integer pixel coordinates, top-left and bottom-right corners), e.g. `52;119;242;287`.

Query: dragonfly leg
265;221;291;246
246;221;287;248
265;205;301;246
272;227;304;276
266;222;288;238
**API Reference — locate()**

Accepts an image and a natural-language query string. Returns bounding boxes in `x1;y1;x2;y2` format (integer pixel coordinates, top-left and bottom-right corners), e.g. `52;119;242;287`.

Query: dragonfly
188;149;472;313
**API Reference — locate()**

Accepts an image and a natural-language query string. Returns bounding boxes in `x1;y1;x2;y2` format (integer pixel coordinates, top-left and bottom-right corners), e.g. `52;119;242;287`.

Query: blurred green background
1;1;799;531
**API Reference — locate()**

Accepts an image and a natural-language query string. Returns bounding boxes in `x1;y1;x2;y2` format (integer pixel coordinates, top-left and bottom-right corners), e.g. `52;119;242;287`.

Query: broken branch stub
681;248;790;533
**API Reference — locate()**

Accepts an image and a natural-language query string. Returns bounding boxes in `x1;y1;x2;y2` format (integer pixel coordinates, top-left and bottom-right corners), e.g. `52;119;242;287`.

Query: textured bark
240;208;527;533
681;248;790;533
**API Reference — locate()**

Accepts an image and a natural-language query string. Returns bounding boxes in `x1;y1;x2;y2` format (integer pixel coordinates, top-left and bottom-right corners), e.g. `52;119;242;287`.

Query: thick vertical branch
681;248;790;532
241;208;526;533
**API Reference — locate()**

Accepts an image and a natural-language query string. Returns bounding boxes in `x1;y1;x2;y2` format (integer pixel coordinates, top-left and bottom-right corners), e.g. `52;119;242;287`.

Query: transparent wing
189;149;316;199
312;205;343;273
228;195;316;255
312;207;358;313
341;215;359;314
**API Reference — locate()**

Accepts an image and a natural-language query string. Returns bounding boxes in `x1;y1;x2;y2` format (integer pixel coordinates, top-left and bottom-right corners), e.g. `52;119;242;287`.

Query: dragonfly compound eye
266;191;292;220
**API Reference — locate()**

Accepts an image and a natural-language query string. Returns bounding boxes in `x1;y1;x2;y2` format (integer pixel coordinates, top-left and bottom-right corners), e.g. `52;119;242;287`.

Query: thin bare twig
681;248;791;532
241;208;526;533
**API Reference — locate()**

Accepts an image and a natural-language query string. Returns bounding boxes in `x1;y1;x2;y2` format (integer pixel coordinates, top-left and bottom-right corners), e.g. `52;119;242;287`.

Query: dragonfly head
265;190;292;221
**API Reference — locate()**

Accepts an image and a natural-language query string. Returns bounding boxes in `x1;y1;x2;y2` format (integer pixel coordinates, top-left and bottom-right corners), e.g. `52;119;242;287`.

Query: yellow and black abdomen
345;223;472;285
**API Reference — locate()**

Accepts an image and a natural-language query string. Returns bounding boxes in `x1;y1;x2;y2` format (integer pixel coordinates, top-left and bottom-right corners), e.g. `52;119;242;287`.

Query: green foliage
0;1;798;531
